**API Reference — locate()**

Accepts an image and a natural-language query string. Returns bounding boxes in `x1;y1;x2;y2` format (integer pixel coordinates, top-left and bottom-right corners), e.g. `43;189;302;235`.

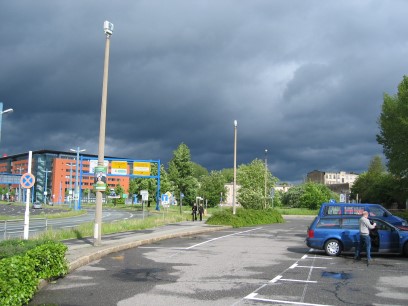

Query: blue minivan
306;215;408;256
318;203;406;226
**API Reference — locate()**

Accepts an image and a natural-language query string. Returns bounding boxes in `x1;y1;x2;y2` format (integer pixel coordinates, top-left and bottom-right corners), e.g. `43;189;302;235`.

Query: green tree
191;162;208;181
377;76;408;183
237;159;278;210
300;182;335;209
113;184;125;206
220;168;234;183
168;143;198;205
282;182;336;209
282;185;304;208
198;171;227;207
351;156;401;207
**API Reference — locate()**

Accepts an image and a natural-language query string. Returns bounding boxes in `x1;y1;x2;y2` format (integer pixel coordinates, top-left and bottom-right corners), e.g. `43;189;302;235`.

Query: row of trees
123;143;337;210
350;76;408;208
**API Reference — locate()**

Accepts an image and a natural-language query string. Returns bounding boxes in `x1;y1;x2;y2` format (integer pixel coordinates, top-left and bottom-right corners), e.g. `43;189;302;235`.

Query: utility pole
94;21;114;246
233;120;237;215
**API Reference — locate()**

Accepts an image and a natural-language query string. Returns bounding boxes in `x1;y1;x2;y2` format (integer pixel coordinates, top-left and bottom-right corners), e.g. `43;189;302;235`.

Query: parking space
243;250;408;305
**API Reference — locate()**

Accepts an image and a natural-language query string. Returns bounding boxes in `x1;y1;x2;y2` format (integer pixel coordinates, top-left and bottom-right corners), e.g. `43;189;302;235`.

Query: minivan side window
369;207;386;217
344;206;364;215
373;220;392;231
324;206;341;215
342;218;359;229
316;218;341;228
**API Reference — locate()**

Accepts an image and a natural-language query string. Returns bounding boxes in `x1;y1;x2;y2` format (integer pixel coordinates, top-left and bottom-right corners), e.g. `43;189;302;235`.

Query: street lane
1;208;143;240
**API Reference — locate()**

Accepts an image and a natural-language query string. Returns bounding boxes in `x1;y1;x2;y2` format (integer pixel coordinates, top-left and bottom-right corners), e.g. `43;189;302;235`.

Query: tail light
308;229;314;238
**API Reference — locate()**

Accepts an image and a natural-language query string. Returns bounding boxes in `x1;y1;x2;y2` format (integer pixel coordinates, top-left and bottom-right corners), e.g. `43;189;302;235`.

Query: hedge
0;240;68;306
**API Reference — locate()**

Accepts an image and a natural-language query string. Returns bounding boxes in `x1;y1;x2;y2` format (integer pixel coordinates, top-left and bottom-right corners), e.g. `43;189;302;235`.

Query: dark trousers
192;213;197;221
355;234;372;260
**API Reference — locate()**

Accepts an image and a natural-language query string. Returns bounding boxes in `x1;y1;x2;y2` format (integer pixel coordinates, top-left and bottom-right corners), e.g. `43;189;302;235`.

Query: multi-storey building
0;150;150;204
307;170;359;186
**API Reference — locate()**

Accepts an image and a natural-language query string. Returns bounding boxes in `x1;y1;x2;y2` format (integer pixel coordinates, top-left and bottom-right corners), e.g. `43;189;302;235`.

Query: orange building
0;150;142;204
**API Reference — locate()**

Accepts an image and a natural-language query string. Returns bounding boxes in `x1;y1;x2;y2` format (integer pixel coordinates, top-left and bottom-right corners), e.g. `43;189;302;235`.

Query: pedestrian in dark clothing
198;204;204;221
192;204;197;221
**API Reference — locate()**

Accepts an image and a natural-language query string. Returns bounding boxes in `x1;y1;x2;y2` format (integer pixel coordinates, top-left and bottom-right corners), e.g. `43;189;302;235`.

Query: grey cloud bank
1;1;407;183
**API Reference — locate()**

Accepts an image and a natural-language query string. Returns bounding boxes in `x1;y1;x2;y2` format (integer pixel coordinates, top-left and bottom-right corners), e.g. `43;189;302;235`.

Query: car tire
324;239;342;256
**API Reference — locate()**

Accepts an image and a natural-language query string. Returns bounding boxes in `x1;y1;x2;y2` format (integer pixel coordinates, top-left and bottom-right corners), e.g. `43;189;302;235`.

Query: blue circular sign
20;173;35;189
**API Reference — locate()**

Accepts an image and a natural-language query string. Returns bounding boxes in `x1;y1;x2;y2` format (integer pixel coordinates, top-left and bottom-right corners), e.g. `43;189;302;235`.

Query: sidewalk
63;221;230;272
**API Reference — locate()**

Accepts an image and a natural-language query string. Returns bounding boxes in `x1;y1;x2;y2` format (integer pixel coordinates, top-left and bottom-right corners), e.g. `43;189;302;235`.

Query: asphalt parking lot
30;217;408;305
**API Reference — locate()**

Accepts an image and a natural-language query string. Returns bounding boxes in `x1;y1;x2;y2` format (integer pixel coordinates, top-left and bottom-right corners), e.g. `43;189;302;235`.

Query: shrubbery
0;239;68;306
206;207;284;227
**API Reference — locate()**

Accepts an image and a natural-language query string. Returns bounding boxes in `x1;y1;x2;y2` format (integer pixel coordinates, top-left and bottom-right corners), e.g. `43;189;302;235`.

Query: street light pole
70;147;86;210
95;21;114;246
0;102;14;145
44;170;51;205
66;163;74;207
264;149;268;209
233;120;237;215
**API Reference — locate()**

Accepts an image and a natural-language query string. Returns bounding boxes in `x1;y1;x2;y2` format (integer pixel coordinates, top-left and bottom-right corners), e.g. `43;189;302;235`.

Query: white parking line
184;227;262;250
245;293;333;306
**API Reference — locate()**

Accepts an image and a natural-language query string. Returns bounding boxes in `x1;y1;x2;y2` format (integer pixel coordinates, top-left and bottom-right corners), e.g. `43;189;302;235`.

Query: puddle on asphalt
321;271;351;280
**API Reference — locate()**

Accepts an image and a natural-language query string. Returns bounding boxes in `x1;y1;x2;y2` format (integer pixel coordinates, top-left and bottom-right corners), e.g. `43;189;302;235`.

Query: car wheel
324;239;342;256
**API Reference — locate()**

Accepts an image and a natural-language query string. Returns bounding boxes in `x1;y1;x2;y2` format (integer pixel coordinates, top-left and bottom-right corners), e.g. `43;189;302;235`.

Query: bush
0;255;38;306
0;239;48;260
26;241;68;280
0;240;68;306
206;207;284;227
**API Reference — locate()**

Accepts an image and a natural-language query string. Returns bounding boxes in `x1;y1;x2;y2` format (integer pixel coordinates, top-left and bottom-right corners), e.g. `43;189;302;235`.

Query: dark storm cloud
1;1;408;183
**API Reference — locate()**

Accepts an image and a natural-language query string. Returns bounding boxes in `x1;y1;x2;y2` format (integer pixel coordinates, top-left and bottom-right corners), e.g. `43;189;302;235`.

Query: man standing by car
355;211;376;265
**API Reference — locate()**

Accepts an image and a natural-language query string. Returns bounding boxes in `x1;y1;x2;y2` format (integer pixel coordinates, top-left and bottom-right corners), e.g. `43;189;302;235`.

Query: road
0;205;144;240
29;216;408;305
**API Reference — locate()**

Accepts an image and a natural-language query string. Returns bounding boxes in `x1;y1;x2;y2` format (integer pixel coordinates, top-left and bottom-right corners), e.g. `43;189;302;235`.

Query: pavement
62;221;229;273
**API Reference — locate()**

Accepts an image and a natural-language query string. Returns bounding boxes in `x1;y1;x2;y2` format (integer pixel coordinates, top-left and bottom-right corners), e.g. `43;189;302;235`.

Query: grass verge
35;212;185;241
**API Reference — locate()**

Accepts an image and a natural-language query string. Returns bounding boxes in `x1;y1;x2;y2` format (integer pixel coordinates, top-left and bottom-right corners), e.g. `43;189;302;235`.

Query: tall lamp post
264;149;268;209
233;120;237;215
0;102;14;144
94;21;114;246
66;163;74;207
44;170;51;205
17;167;24;202
70;147;86;210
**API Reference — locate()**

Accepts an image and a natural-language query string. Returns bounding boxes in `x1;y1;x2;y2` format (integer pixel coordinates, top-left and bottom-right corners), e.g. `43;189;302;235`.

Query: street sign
161;194;169;204
111;161;128;175
20;173;35;189
140;190;149;201
133;162;151;176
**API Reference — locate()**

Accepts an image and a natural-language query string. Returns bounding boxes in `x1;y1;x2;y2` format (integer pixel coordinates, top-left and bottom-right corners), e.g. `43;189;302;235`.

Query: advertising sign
93;166;107;191
111;161;128;175
133;162;151;176
89;160;109;173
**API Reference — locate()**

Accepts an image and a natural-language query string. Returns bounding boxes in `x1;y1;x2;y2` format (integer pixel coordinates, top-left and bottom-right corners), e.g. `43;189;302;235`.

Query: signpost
23;151;33;239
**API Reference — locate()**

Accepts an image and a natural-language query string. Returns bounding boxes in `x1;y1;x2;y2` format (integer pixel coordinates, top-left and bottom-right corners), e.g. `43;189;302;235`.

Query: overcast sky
1;1;407;183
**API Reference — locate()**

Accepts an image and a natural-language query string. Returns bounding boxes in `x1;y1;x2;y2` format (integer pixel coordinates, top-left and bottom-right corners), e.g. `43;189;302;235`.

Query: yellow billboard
133;162;151;176
111;161;128;175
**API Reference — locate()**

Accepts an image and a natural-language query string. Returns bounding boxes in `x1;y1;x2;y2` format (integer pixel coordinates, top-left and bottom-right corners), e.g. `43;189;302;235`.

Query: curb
68;225;229;272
